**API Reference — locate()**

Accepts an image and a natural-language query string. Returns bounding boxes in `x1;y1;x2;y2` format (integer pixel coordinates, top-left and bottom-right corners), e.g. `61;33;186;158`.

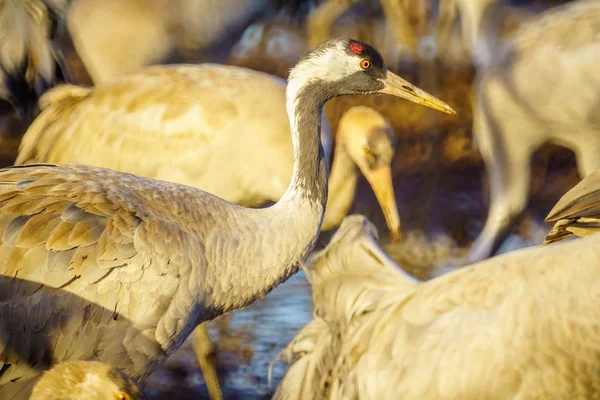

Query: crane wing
0;164;204;393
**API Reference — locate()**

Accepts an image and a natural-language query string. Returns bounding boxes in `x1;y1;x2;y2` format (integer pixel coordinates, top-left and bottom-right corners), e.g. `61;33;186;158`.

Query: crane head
338;107;401;242
288;38;457;115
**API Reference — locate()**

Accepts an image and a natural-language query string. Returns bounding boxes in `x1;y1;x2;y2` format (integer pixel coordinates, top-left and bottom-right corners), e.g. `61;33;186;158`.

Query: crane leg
467;79;538;264
469;145;532;264
306;0;358;49
191;324;223;400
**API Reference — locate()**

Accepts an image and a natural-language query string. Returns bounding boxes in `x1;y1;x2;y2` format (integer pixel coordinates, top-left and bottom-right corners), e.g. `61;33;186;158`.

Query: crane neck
322;143;358;231
199;73;331;317
247;74;330;297
278;77;329;209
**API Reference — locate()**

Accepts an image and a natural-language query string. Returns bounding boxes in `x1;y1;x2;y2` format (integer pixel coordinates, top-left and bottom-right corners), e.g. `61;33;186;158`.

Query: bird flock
0;0;597;399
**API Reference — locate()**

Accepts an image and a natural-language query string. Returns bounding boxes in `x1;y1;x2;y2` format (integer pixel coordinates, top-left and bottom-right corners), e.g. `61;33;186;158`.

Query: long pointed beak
364;166;401;242
379;71;457;115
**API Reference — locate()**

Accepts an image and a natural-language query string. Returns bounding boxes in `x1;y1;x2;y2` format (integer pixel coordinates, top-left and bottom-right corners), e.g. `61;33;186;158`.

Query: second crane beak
378;71;457;115
365;166;401;243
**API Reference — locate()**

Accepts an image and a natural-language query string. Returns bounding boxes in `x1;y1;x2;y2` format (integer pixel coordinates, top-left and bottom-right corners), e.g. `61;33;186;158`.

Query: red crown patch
349;41;365;55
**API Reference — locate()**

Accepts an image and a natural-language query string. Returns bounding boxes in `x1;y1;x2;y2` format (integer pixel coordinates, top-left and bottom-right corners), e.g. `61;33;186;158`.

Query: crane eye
115;393;130;400
362;146;374;157
359;59;371;70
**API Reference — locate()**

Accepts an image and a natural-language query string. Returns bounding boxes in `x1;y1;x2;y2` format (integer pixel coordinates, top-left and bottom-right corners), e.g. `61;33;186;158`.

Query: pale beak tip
444;105;457;115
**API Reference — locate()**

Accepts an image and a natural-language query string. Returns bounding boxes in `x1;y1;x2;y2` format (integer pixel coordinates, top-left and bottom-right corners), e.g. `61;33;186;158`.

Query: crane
0;38;455;398
31;360;144;400
17;65;402;400
466;0;600;263
274;213;600;399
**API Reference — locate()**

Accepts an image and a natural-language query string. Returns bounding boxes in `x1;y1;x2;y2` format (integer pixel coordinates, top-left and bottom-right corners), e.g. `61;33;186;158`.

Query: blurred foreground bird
466;0;600;263
544;168;600;244
31;360;144;400
0;38;455;399
17;64;401;400
275;213;600;399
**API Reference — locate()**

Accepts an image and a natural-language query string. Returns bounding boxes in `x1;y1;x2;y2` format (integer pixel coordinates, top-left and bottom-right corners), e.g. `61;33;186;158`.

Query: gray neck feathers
282;79;330;209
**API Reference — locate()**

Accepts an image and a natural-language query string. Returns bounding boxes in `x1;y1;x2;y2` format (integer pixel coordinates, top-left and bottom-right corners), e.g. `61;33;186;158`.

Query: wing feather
0;163;204;391
16;214;61;248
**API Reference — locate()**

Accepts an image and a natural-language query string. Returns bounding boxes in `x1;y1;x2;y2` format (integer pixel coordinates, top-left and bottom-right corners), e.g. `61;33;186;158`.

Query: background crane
275;213;600;399
466;0;600;263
